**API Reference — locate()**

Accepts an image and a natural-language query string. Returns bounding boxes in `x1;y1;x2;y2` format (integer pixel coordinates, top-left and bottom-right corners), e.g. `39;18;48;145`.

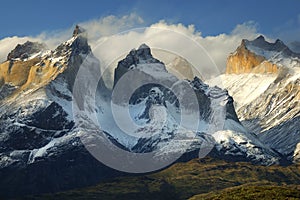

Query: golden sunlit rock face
226;40;278;74
0;59;39;87
0;57;66;99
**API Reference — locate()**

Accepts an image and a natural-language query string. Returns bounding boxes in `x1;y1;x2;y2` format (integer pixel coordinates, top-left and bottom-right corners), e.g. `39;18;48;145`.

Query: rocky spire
117;43;162;69
54;25;90;59
136;43;153;60
113;44;163;87
72;25;86;37
247;35;267;48
256;35;265;41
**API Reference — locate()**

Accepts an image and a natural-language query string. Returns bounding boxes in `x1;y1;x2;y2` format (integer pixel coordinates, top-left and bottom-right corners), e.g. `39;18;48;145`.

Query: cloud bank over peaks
90;20;261;84
0;13;262;81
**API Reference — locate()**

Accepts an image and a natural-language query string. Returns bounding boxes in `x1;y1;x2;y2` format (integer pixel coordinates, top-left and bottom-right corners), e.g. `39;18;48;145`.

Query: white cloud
0;13;144;63
231;21;258;38
80;13;144;42
0;14;261;86
89;20;260;85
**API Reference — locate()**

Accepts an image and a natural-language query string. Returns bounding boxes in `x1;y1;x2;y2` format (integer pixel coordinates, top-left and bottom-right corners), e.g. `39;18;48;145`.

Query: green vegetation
190;185;300;200
27;158;300;200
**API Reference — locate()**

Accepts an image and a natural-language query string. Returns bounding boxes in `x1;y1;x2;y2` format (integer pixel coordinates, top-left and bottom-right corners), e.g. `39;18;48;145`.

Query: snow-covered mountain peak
113;44;171;88
245;35;266;46
227;36;300;74
0;25;95;103
0;33;287;197
243;36;300;64
220;36;300;164
135;43;153;60
7;41;48;61
53;27;91;59
120;43;162;66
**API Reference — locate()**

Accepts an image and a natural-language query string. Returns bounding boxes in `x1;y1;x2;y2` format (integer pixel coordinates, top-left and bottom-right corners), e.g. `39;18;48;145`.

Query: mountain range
0;26;299;198
209;35;300;164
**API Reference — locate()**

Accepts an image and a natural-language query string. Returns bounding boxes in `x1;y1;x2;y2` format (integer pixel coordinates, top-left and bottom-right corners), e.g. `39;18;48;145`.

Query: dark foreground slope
26;158;300;200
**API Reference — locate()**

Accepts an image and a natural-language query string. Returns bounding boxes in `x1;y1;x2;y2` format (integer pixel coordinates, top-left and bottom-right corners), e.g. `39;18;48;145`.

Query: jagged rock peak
190;76;209;92
113;44;166;88
138;43;150;51
255;35;266;41
135;43;153;61
139;43;150;49
275;38;283;44
118;43;163;69
72;25;86;37
243;35;266;48
7;41;47;60
274;39;287;49
244;35;297;56
226;34;300;74
70;35;90;55
54;26;91;58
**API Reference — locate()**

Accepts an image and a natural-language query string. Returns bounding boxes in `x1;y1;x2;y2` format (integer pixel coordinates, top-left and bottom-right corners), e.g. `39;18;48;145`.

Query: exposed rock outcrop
226;35;300;74
226;39;266;74
113;43;163;87
7;41;47;61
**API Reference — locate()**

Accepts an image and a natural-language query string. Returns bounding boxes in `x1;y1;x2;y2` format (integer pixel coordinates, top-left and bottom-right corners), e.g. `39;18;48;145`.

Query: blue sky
0;0;299;40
